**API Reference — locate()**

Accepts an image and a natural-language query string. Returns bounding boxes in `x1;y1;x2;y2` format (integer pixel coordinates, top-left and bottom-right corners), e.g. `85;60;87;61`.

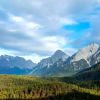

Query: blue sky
0;0;100;63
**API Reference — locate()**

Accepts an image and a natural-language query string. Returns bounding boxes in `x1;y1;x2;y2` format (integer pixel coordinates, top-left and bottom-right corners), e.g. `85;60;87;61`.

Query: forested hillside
0;75;100;100
75;62;100;80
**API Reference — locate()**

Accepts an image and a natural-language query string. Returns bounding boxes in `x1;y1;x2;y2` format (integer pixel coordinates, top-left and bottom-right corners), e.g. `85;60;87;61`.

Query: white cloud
0;48;47;63
11;15;24;22
59;17;77;25
2;13;70;58
64;48;78;56
26;22;41;30
22;54;48;63
8;14;42;37
0;0;99;63
3;34;68;56
10;14;41;29
46;16;77;30
0;48;17;56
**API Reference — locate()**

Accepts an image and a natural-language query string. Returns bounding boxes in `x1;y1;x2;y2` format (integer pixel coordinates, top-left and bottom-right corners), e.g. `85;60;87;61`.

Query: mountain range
31;43;100;76
0;43;99;76
0;55;36;74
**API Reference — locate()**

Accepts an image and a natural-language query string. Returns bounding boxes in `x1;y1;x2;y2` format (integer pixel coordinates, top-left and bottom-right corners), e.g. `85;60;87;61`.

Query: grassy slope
0;75;100;99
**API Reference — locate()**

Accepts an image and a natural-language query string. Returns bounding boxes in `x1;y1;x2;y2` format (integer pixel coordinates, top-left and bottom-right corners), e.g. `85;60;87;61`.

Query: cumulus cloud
0;48;17;56
0;0;99;62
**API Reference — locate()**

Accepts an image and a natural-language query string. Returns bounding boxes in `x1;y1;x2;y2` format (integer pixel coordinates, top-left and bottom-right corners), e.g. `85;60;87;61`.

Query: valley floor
0;75;100;100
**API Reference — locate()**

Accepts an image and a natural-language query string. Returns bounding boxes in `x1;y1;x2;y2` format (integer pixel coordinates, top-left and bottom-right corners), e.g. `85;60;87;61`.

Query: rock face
38;50;69;68
30;50;69;75
90;47;100;65
0;55;36;75
68;43;100;73
70;43;99;65
31;43;100;77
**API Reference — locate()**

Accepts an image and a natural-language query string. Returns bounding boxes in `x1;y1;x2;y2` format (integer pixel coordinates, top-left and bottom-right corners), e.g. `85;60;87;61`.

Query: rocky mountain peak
52;50;69;61
71;43;99;63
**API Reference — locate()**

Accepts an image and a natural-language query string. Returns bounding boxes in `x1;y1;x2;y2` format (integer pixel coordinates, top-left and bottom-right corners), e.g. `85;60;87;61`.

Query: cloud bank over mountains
0;0;100;62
